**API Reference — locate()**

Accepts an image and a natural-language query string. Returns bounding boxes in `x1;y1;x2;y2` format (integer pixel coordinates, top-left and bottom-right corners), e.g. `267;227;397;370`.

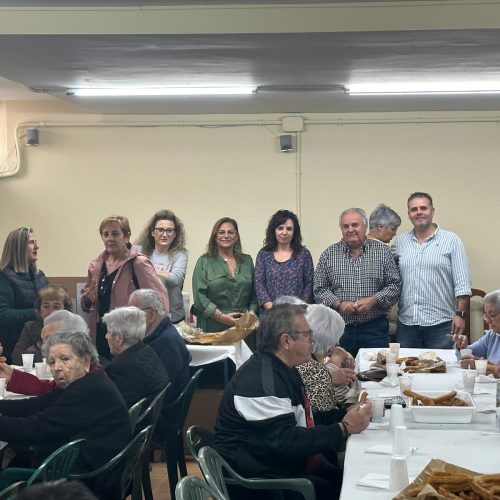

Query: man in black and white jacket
214;303;371;500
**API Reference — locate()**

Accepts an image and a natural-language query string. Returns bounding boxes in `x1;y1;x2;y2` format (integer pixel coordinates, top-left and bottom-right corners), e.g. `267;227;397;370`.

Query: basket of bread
178;311;259;345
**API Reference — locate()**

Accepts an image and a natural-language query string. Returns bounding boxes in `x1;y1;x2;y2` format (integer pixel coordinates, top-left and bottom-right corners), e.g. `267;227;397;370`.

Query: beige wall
0;100;497;295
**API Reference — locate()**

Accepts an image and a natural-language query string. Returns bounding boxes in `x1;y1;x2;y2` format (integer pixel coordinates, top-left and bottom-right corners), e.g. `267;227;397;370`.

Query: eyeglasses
483;311;500;321
287;329;313;339
217;230;236;237
154;227;175;235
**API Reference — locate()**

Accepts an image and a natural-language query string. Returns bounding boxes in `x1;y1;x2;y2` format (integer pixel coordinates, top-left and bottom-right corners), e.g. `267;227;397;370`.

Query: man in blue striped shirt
392;192;471;349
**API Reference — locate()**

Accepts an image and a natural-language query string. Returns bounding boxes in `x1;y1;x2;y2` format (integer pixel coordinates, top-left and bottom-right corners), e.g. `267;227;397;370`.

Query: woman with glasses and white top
192;217;257;338
136;209;188;324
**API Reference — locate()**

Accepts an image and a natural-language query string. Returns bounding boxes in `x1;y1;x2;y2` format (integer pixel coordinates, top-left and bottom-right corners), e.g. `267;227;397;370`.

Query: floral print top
254;248;314;308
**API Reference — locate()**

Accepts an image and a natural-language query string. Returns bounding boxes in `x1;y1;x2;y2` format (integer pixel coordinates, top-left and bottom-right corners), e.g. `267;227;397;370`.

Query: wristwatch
455;310;467;319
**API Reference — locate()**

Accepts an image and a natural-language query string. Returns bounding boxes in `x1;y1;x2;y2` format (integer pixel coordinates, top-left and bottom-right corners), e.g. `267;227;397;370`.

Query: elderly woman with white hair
0;331;130;498
367;204;401;244
103;306;168;407
0;310;100;397
296;304;357;418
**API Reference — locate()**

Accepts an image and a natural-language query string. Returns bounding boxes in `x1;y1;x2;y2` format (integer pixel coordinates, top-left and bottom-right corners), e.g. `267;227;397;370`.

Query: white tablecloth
187;341;252;369
341;430;500;500
339;348;500;500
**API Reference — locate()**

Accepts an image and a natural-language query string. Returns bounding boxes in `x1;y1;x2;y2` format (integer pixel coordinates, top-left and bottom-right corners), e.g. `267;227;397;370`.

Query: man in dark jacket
127;289;191;406
214;303;372;500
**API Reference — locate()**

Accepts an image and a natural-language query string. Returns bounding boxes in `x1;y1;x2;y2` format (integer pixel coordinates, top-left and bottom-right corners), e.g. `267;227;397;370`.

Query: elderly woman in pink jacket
81;215;168;360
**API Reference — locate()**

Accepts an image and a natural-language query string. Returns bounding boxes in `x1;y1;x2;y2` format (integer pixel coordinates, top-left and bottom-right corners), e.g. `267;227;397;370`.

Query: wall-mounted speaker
279;134;293;153
26;128;39;146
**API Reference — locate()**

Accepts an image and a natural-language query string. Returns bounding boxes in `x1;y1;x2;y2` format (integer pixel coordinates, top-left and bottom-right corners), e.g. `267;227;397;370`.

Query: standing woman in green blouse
192;217;257;345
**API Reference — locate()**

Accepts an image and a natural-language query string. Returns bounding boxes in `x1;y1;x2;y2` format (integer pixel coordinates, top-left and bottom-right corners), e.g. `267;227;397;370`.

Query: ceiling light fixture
66;86;256;97
346;82;500;95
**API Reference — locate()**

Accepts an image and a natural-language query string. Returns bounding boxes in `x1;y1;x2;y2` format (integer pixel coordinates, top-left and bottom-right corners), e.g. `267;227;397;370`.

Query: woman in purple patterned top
255;209;314;311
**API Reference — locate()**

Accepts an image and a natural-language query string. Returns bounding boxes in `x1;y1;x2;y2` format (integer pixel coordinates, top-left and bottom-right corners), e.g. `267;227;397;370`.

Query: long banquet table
340;348;500;500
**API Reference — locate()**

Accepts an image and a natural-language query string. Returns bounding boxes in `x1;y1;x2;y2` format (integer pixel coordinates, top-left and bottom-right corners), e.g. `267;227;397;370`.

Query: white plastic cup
389;342;400;359
390;404;405;430
475;359;488;376
386;352;398;365
386;363;399;380
392;426;411;456
389;455;409;491
462;369;476;393
371;398;385;423
399;375;412;393
0;378;6;398
35;362;46;379
460;348;473;358
22;353;34;372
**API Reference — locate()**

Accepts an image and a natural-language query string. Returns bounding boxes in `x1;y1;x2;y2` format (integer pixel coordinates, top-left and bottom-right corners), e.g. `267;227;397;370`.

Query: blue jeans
396;320;454;349
338;315;389;357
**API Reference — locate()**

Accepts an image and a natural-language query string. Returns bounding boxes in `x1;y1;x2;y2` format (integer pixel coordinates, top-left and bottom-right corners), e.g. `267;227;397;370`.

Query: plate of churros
393;458;499;499
404;390;475;423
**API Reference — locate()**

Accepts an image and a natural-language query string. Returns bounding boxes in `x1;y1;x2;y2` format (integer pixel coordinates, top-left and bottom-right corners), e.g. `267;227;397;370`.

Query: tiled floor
150;458;203;500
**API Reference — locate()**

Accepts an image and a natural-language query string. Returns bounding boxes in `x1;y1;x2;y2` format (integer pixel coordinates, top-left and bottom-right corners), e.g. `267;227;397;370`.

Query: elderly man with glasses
214;303;371;500
453;289;500;372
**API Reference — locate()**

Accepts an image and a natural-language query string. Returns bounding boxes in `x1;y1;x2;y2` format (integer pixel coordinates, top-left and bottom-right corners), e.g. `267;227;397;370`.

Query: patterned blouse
296;359;349;413
254;248;314;308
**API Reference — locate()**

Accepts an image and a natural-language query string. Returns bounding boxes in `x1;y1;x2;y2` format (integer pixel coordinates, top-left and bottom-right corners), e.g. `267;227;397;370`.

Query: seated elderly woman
367;204;401;244
0;331;130;498
11;284;73;365
453;289;500;374
0;310;99;396
103;306;169;407
296;304;357;420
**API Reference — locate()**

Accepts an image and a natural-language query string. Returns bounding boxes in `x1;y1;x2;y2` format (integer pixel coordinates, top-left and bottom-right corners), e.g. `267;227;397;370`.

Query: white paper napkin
356;473;390;489
365;444;393;454
366;444;418;455
367;422;390;430
476;374;497;383
379;376;399;387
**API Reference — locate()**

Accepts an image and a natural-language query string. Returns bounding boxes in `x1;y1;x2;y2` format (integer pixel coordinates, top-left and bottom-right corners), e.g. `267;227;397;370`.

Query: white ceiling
1;1;500;114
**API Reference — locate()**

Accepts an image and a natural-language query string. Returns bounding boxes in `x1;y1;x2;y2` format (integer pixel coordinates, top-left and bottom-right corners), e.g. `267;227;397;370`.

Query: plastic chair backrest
27;438;85;485
128;397;148;433
198;446;316;500
171;369;204;433
119;425;154;496
69;425;153;499
197;446;230;498
0;480;27;499
175;475;225;500
137;384;169;432
186;426;214;465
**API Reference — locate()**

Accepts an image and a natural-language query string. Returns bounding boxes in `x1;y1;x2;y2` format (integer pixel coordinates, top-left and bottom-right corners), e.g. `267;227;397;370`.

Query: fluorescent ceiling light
67;86;256;97
347;82;500;95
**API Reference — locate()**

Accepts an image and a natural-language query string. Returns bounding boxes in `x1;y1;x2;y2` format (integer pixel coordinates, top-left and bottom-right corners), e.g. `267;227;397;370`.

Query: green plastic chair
186;425;214;466
0;480;27;499
134;385;169;500
0;439;85;491
165;369;204;500
69;425;153;500
175;475;226;500
128;397;148;433
198;446;316;500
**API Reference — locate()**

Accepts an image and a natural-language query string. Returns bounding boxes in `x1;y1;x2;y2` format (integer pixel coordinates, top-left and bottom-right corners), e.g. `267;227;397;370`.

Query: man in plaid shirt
314;208;401;356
